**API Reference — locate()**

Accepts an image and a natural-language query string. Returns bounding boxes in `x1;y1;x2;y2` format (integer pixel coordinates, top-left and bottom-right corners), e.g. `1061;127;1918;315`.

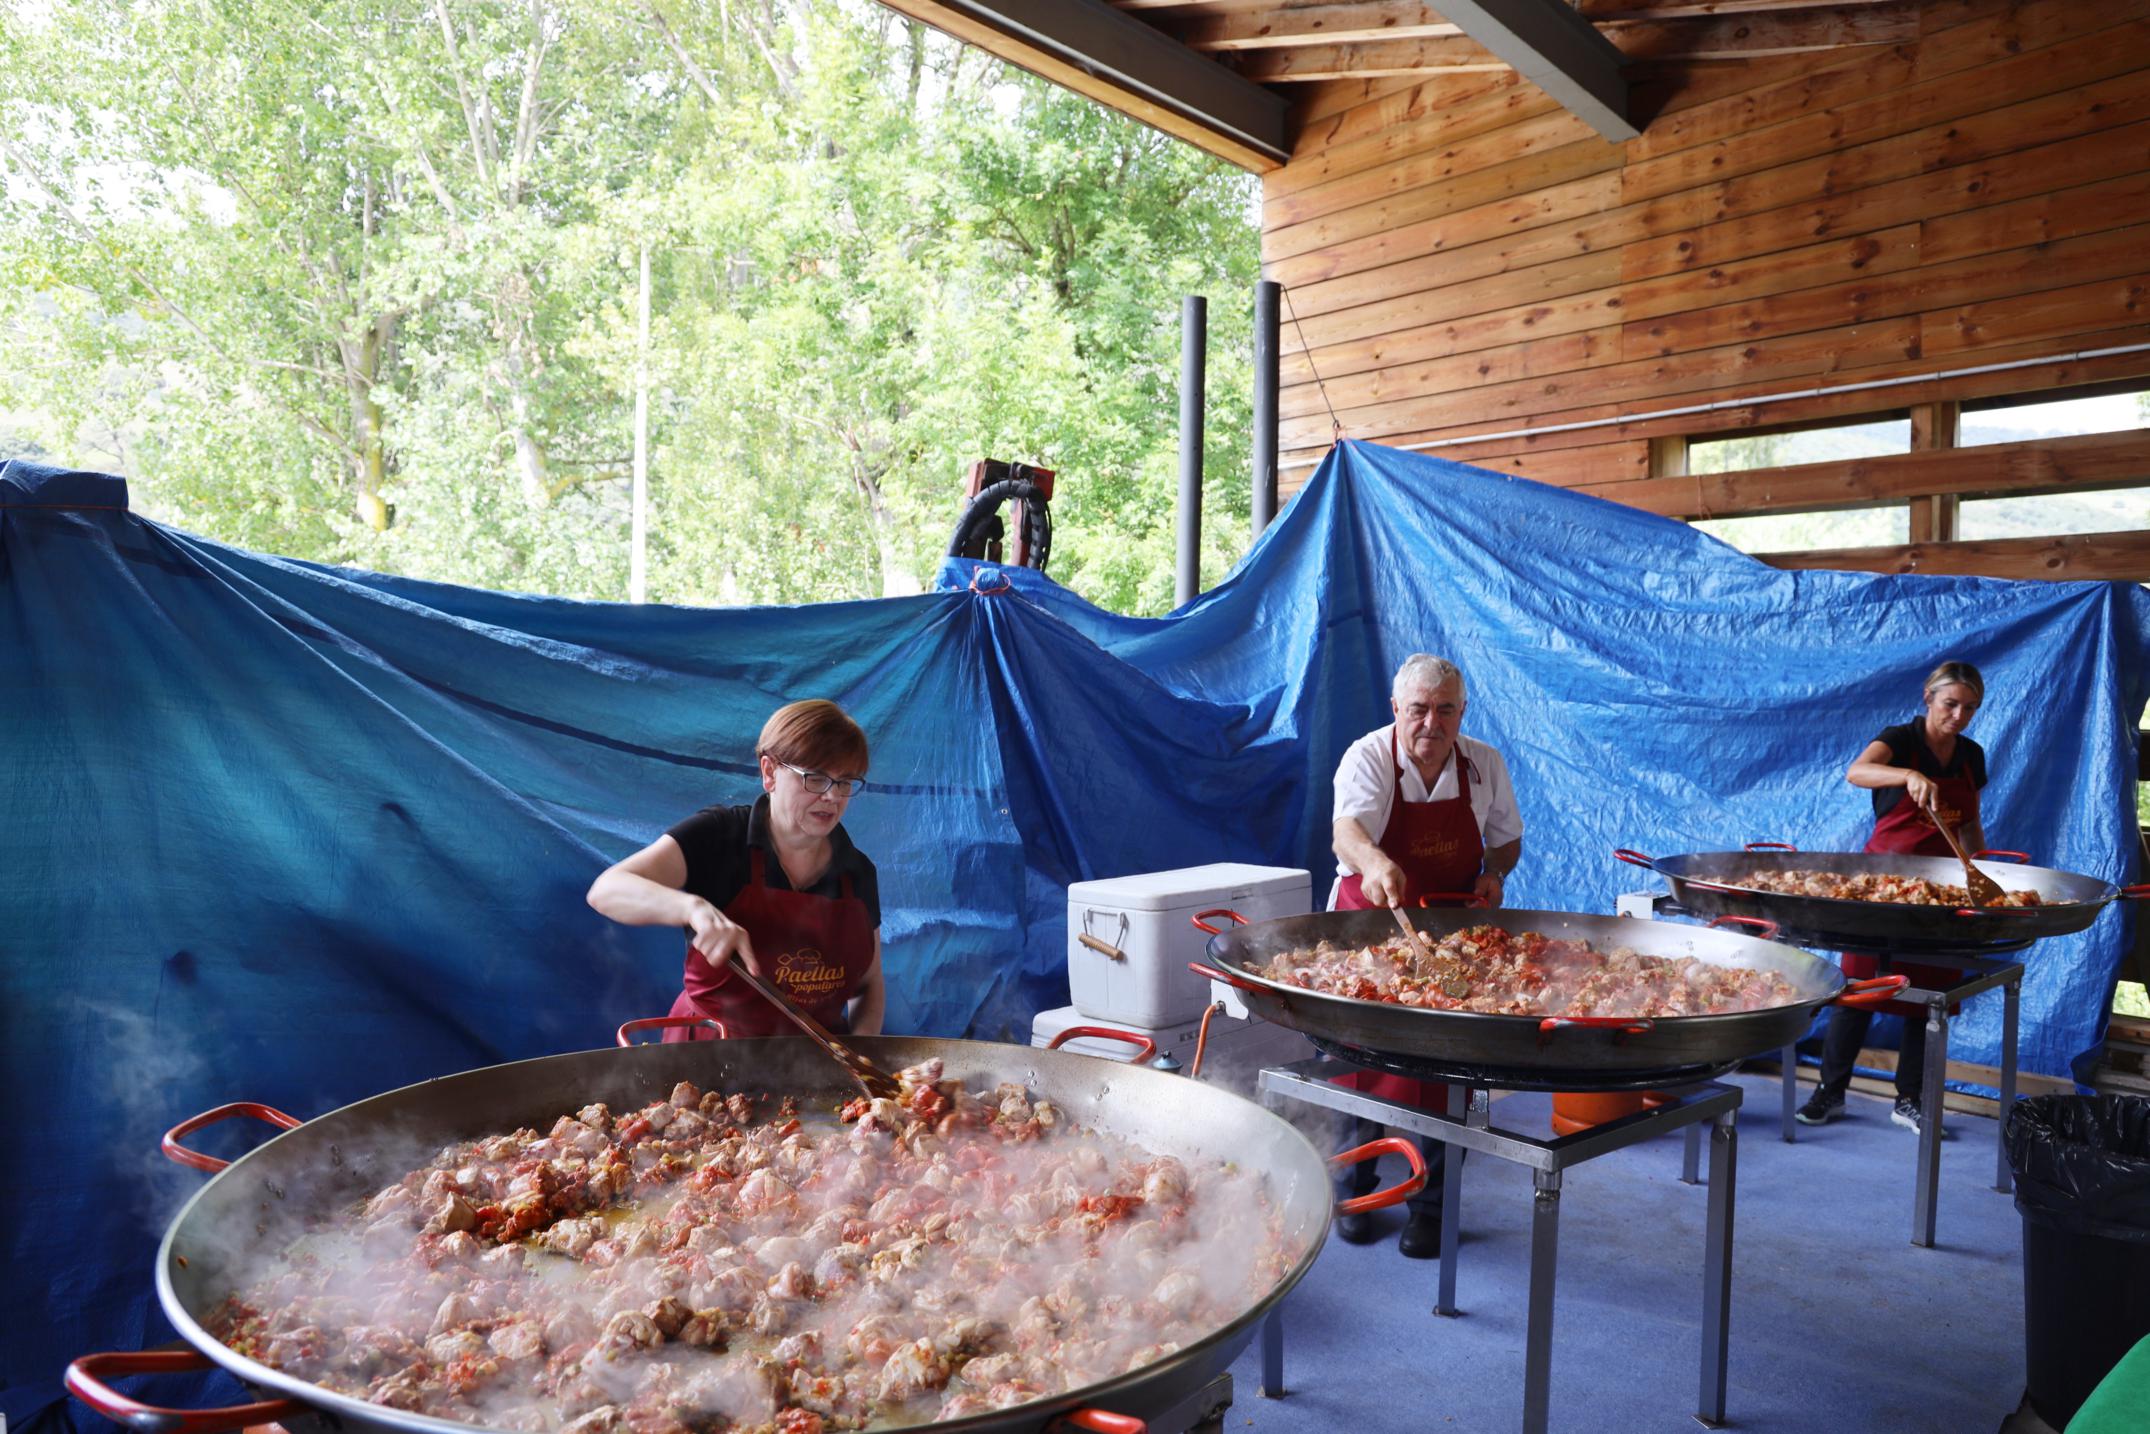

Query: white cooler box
1066;862;1309;1028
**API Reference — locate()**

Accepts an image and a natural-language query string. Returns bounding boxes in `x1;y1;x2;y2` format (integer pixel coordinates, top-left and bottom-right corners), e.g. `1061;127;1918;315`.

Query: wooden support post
1908;401;1961;545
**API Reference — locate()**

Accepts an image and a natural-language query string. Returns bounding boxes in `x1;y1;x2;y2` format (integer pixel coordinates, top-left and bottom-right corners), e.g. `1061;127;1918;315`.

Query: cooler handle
1045;1026;1158;1064
616;1015;729;1047
1190;908;1248;935
1331;1136;1429;1215
161;1103;304;1174
66;1349;305;1433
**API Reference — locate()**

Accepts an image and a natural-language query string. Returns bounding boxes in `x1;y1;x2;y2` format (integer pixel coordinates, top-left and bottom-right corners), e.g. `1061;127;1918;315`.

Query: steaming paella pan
68;1036;1422;1434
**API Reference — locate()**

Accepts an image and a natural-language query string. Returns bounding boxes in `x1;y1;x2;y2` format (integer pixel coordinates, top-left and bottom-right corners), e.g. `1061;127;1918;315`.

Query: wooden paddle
726;960;903;1101
1935;818;2007;907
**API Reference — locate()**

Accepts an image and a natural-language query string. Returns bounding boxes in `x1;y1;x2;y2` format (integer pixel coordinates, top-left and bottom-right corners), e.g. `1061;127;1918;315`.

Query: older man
1327;653;1524;1256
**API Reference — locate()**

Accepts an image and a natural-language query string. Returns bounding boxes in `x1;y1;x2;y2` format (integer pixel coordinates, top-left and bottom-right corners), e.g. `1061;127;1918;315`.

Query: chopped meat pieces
209;1066;1292;1431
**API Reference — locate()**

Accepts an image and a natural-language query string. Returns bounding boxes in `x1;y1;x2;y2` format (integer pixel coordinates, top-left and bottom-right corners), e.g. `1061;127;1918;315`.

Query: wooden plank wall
1265;0;2150;579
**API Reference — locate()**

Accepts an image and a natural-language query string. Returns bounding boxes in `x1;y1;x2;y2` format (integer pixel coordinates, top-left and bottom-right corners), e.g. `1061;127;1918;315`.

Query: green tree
0;0;1262;613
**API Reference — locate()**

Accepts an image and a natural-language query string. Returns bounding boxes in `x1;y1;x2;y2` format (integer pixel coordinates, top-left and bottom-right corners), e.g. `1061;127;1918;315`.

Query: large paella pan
1190;904;1904;1089
68;1036;1421;1434
1615;844;2145;950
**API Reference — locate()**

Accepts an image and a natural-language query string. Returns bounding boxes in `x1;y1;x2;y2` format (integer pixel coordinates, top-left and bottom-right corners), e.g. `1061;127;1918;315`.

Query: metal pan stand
1646;894;2026;1249
1252;1056;1741;1434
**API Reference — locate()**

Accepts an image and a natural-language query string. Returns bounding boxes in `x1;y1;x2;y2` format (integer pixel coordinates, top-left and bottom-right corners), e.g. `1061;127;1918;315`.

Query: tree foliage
0;0;1261;612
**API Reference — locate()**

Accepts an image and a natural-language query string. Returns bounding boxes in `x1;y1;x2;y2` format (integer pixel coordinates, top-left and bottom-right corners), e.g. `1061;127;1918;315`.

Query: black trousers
1336;1115;1452;1217
1815;1004;1929;1101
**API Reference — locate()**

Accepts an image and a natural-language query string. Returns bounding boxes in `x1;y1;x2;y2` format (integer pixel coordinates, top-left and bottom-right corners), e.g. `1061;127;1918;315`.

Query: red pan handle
1744;841;1798;852
1835;975;1910;1008
1972;849;2029;863
1417;892;1489;908
1045;1026;1158;1064
1190;908;1249;935
1613;848;1657;868
2119;885;2150;902
1051;1412;1147;1434
1538;1016;1654;1042
1331;1136;1429;1215
616;1016;729;1047
1188;960;1264;995
1707;914;1781;940
66;1349;305;1433
161;1103;304;1174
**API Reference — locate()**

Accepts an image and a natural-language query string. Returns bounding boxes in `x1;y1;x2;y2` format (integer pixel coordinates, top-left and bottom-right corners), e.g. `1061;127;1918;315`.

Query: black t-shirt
1870;721;1987;821
665;796;881;924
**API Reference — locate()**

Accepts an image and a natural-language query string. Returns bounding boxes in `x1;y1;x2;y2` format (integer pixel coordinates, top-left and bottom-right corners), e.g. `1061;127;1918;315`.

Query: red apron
663;847;875;1041
1333;737;1486;1107
1839;769;1981;1015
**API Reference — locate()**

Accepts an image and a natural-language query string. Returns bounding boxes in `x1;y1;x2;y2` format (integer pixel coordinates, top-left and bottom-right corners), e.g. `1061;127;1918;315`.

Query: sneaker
1794;1089;1846;1125
1891;1097;1955;1139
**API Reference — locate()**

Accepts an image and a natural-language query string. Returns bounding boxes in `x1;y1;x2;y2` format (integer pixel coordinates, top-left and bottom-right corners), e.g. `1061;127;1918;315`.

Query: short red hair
757;699;869;776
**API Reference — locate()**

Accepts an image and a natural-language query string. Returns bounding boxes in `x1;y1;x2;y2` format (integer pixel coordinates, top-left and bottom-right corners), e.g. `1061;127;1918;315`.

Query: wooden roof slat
1172;3;1461;51
1228;35;1511;81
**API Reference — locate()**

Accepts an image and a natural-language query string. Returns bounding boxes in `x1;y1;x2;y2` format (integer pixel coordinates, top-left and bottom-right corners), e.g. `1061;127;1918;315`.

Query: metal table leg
1697;1110;1737;1427
1523;1168;1563;1434
1259;1306;1283;1397
1913;998;1949;1247
1998;973;2021;1193
1436;1084;1469;1317
1682;1122;1701;1185
1781;1041;1798;1143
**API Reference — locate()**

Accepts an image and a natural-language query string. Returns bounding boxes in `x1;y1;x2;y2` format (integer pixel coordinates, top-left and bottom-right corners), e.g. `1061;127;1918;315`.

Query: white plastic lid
1066;863;1309;912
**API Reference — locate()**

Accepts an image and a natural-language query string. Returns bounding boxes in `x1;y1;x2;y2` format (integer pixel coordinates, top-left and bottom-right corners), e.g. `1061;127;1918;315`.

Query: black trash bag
2005;1093;2150;1239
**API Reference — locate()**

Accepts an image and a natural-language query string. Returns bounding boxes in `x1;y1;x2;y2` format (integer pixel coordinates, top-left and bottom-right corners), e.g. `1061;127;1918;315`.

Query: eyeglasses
777;761;867;798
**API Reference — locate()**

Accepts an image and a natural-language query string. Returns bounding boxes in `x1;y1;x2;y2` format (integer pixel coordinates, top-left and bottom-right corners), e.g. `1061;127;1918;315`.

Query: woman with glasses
587;699;885;1041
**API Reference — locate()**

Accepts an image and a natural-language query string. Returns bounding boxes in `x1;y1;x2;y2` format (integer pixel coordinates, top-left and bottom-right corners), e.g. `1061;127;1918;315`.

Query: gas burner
1307;1035;1741;1093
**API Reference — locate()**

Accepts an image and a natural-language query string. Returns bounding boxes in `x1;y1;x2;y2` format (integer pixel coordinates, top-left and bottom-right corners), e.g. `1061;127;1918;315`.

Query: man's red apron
1332;737;1485;1106
1839;768;1981;1017
663;848;875;1041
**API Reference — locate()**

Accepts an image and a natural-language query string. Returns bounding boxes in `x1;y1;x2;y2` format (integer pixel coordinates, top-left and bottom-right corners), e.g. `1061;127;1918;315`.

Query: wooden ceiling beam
874;0;1289;170
1428;0;1638;141
1172;4;1461;52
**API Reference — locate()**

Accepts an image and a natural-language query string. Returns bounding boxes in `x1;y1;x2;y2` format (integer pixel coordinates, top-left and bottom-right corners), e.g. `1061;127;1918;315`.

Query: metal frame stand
1255;1059;1741;1434
1777;952;2023;1247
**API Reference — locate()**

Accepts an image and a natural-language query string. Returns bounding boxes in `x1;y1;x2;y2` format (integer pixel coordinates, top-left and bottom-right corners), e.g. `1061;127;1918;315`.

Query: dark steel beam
1432;0;1636;142
876;0;1290;170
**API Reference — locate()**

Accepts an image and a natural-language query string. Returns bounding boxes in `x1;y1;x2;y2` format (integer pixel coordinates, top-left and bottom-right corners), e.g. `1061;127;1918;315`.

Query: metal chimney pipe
1252;280;1279;537
1176;294;1207;608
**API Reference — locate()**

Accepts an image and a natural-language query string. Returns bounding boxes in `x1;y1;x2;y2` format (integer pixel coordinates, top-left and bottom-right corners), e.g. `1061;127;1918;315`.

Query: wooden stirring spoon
1936;817;2007;907
726;960;903;1101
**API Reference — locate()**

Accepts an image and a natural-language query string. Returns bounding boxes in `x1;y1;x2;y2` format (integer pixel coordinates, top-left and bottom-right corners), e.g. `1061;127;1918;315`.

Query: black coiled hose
947;477;1052;572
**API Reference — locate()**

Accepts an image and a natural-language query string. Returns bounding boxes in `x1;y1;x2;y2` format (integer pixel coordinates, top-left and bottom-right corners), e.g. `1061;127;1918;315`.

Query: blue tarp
6;440;2146;1427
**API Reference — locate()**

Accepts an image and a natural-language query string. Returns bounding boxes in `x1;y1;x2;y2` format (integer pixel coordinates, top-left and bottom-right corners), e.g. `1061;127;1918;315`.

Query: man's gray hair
1393;654;1466;701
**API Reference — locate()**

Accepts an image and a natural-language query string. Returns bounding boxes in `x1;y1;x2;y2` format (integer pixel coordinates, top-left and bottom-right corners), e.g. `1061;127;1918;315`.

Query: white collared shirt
1329;726;1523;903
